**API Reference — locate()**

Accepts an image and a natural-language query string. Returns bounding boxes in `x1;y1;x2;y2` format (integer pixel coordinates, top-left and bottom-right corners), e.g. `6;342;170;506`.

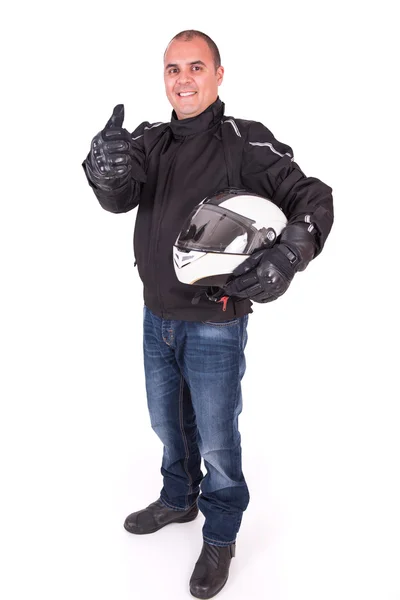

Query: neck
169;97;225;138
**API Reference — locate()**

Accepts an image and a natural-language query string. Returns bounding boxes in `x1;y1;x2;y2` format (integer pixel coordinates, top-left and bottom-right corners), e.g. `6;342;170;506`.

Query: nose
177;68;193;86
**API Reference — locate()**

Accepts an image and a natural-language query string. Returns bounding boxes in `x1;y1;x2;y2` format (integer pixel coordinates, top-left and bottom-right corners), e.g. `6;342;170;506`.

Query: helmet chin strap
205;286;225;302
191;286;230;311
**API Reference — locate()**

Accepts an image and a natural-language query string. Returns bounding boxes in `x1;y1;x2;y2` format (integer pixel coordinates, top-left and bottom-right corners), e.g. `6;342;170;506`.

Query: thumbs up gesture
86;104;134;189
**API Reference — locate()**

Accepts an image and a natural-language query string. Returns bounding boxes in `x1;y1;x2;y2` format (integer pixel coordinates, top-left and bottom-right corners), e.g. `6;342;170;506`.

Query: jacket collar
169;97;225;138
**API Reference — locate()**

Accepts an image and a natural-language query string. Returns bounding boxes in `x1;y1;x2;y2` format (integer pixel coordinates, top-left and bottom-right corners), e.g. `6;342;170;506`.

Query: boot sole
190;576;228;599
124;508;199;535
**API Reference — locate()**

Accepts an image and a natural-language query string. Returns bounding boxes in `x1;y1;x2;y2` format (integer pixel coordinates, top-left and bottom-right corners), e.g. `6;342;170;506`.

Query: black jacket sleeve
81;121;149;214
241;121;334;256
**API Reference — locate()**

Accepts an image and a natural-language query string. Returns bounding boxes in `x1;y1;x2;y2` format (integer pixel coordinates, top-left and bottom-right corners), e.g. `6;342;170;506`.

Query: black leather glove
222;222;317;303
84;104;134;191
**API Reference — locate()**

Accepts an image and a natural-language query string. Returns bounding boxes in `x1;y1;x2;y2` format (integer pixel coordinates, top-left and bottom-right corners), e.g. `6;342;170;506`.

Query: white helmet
173;189;288;287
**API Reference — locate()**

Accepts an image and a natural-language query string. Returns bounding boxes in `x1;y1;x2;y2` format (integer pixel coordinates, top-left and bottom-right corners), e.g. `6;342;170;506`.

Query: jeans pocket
202;318;239;326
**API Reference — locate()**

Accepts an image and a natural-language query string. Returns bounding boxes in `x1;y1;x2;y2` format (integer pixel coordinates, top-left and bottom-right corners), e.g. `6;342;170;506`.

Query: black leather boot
124;498;198;534
189;541;236;599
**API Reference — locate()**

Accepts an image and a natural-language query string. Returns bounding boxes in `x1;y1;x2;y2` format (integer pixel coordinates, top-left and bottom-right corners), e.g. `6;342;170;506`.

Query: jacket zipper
151;137;185;317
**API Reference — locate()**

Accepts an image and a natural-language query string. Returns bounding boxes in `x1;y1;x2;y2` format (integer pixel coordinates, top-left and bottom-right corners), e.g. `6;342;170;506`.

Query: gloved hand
222;222;317;303
84;104;134;191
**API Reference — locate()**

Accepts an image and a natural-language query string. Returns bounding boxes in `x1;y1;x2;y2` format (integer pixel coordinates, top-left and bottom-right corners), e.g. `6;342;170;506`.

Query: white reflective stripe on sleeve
305;215;315;233
222;119;241;137
145;122;164;131
132;122;164;140
249;141;293;160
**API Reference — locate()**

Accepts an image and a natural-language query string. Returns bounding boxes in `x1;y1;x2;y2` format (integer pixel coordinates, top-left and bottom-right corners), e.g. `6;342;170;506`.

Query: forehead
164;38;214;65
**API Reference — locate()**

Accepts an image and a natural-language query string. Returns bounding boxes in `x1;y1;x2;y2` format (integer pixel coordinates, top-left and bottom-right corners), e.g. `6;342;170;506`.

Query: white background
1;1;399;599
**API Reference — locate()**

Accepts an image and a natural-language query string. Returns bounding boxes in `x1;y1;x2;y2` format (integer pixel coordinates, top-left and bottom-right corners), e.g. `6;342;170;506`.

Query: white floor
3;411;399;600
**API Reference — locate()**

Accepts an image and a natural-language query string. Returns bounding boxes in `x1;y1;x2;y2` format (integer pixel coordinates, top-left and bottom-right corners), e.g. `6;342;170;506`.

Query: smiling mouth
177;91;197;97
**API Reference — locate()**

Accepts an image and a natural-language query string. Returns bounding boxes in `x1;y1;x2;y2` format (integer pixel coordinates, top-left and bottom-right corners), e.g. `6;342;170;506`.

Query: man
82;30;333;599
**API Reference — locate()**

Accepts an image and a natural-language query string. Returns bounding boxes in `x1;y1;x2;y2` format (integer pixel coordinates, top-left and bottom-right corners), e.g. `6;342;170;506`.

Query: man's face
164;37;224;120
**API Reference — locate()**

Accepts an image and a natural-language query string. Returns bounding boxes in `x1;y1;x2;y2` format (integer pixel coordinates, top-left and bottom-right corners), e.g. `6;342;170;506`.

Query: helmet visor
176;205;257;254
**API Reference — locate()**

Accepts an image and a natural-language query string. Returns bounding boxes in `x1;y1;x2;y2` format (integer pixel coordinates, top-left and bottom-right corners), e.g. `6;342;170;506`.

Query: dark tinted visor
176;205;257;254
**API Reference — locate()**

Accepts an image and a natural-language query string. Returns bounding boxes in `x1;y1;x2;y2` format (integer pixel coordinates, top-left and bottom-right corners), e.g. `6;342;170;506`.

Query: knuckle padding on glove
88;127;134;179
109;154;130;165
222;242;298;302
104;140;129;153
103;128;124;139
260;246;295;282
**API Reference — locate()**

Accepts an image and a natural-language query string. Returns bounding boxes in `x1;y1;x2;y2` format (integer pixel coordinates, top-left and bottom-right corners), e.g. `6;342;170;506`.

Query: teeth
179;92;196;97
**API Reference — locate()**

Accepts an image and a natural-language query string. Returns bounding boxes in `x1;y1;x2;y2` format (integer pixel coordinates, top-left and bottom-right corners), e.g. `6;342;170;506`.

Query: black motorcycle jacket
82;97;333;321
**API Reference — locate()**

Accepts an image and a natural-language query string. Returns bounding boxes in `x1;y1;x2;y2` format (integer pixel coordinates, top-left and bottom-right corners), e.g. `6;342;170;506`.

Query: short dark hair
165;30;221;72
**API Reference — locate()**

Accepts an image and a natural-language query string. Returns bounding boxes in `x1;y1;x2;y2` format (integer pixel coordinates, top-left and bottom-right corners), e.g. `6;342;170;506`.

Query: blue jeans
143;305;250;547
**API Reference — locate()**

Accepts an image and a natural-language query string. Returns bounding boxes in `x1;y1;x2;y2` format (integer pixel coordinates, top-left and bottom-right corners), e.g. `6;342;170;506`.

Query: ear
216;66;224;86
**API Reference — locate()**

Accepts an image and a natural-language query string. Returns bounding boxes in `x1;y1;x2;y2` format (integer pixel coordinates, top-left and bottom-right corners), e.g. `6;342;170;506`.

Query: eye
168;68;178;75
191;65;201;71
